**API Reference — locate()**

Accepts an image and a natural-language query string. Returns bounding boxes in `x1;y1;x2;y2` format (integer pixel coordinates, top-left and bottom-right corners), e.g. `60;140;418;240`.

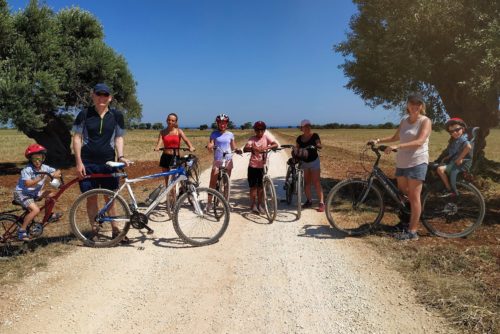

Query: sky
8;0;402;128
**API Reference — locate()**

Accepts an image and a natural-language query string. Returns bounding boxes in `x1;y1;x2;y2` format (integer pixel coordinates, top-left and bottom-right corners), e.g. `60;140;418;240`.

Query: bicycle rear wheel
173;187;230;246
325;179;384;235
69;189;131;247
421;181;485;238
0;214;22;257
296;169;303;219
263;176;277;223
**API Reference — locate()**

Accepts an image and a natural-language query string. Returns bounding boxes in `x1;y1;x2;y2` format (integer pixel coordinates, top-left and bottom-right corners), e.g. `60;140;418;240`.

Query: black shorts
248;166;264;188
79;163;119;193
159;153;177;168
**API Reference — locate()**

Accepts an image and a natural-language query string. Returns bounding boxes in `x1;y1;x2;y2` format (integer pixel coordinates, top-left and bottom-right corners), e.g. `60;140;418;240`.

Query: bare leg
303;168;312;202
407;178;424;233
436;165;451;190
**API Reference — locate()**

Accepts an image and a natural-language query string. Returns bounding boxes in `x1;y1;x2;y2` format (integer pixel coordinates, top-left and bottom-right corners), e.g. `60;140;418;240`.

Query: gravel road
0;137;453;333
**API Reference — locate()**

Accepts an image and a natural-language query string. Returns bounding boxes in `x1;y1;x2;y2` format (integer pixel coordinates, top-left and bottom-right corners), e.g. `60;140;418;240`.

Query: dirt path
0;135;454;333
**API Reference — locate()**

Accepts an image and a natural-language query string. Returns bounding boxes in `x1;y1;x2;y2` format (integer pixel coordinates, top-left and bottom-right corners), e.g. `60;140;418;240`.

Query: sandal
112;231;130;244
47;212;63;223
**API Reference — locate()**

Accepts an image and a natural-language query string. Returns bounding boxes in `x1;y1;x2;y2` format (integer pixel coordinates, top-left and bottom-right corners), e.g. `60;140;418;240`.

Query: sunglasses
95;92;110;97
448;127;463;134
31;157;44;162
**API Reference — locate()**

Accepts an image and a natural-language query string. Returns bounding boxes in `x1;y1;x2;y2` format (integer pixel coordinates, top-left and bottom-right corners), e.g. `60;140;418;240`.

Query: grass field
1;128;499;333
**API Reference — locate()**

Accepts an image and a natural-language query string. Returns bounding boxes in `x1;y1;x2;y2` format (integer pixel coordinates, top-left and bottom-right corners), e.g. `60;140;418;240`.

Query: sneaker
394;230;419;241
302;200;313;209
47;212;63;223
251;204;260;214
316;202;325;212
258;205;266;215
112;231;131;245
438;189;456;198
393;221;409;232
17;229;30;241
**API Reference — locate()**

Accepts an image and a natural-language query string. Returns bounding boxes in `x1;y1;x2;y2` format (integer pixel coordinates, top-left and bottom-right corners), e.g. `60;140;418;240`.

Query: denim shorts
395;163;428;181
79;163;119;193
301;157;320;171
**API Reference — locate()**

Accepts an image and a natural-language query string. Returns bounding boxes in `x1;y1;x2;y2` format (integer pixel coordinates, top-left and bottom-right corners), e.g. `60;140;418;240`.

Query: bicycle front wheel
69;189;131;247
421;181;485;238
173;187;230;246
296;169;303;219
284;166;294;205
263;176;277;223
325;179;384;235
219;172;231;202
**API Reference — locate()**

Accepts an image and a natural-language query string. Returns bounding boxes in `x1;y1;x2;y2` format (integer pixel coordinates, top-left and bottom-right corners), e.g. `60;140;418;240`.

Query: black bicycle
280;145;303;219
325;143;485;238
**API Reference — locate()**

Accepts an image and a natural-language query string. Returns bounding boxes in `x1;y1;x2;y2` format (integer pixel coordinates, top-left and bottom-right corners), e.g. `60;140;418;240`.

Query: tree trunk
26;114;73;168
436;85;498;172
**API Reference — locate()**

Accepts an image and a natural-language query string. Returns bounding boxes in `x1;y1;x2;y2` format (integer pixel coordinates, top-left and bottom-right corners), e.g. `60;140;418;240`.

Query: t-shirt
15;163;56;198
210;130;234;161
296;133;320;162
448;133;471;161
72;107;125;164
246;132;276;168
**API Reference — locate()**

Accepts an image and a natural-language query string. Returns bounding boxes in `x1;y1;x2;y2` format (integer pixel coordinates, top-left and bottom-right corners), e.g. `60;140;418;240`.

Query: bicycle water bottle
144;184;165;206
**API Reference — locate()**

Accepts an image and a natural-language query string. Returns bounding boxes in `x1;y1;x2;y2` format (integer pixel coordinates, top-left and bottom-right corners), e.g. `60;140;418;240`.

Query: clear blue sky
9;0;401;127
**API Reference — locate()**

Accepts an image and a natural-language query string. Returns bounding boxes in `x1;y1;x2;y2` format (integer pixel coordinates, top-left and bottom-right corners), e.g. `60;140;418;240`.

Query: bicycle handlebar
366;142;397;153
207;145;243;155
280;144;320;150
155;147;194;152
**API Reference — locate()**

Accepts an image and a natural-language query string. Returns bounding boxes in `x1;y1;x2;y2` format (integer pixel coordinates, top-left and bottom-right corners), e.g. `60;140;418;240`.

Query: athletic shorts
301;157;320;171
79;163;119;193
247;166;264;188
13;191;38;209
395;163;428;181
159;153;178;168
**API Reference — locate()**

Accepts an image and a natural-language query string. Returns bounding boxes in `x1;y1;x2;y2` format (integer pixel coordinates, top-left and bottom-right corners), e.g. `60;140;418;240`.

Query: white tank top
396;116;430;168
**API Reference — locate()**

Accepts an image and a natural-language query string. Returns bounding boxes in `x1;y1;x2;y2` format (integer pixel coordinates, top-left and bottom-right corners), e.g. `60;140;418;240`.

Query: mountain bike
280;145;303;219
325;143;485;238
0;171;120;256
69;155;230;247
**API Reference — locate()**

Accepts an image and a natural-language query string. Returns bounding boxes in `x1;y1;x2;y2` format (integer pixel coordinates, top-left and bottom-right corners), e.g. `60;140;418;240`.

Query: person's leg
303;168;313;204
310;168;324;211
407;178;424;233
436;165;451;191
396;176;409;196
20;202;40;231
250;187;258;210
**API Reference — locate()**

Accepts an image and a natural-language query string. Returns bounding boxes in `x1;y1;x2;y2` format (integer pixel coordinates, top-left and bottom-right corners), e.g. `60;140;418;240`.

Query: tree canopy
335;0;499;161
0;0;141;165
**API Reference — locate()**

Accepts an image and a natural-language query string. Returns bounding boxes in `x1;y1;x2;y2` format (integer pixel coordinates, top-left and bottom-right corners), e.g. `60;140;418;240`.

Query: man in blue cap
72;83;131;243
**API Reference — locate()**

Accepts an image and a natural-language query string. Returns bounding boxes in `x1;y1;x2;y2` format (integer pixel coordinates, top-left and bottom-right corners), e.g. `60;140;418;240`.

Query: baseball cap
93;83;111;95
407;92;425;104
300;119;311;127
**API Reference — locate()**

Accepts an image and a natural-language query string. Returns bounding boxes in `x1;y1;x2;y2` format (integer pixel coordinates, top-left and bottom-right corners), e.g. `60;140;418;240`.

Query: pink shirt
247;132;276;168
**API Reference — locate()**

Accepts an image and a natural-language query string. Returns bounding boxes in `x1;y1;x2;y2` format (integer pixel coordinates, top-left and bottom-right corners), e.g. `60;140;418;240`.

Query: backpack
292;147;313;162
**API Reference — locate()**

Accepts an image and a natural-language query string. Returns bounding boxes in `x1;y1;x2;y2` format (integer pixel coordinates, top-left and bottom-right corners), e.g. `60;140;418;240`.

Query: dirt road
0;141;453;333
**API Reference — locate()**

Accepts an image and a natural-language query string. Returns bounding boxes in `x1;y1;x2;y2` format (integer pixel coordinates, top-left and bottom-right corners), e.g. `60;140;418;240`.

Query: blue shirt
210;131;234;161
447;133;471;160
15;163;56;197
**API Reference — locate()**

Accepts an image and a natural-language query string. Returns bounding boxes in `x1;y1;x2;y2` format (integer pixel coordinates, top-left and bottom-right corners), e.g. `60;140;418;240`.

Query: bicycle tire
173;187;230;246
164;182;180;220
220;172;231;202
421;181;485;238
284;165;294;205
0;214;22;257
325;179;384;235
189;159;201;185
262;176;277;223
297;169;303;220
69;189;131;247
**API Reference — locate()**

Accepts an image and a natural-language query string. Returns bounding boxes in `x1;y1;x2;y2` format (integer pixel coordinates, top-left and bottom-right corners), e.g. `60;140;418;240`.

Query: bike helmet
216;113;229;123
445;117;467;129
253;121;266;130
25;143;47;159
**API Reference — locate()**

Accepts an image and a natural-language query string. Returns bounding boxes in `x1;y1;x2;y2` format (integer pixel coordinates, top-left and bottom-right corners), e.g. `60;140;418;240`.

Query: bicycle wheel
189;159;200;185
421;181;485;238
284;166;294;205
219;172;231;202
262;176;277;223
69;189;131;247
325;179;384;235
173;187;230;246
0;214;22;257
164;182;180;220
296;169;303;219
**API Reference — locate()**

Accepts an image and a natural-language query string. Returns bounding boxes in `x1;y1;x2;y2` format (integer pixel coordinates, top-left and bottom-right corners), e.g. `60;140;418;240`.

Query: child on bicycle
13;144;62;241
435;117;472;197
243;121;279;214
207;114;242;191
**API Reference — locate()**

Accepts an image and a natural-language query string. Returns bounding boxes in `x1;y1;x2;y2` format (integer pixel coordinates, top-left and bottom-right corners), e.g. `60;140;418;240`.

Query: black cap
407;92;425;104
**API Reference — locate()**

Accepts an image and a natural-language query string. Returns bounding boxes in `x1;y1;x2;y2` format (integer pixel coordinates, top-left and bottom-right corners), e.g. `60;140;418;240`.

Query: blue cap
407;92;425;104
93;83;111;94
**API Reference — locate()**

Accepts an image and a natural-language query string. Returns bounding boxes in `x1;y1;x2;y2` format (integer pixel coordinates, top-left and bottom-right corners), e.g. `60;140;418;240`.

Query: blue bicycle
69;154;230;247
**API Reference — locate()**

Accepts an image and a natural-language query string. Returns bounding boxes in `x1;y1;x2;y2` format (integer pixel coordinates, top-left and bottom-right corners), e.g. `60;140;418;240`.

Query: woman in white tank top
369;93;432;240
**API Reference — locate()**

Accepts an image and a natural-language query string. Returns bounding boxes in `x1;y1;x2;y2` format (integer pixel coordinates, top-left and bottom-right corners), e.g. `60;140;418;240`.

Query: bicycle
325;143;485;238
210;145;242;204
69;154;231;247
0;171;119;256
255;147;282;223
280;145;304;219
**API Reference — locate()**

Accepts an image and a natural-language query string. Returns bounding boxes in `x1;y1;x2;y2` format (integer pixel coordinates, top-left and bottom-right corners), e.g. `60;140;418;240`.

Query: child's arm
24;175;45;187
455;143;472;166
52;169;62;178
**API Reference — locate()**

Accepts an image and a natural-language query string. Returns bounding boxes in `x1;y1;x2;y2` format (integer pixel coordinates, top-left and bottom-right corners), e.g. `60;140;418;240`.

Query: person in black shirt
296;119;324;212
72;83;131;242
